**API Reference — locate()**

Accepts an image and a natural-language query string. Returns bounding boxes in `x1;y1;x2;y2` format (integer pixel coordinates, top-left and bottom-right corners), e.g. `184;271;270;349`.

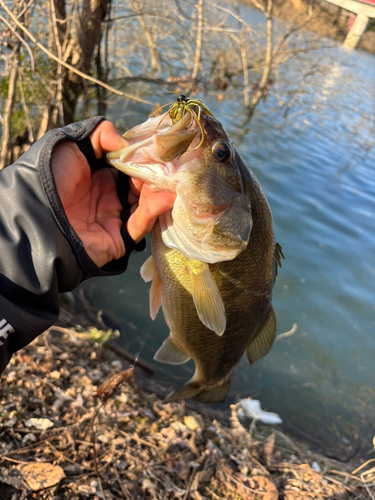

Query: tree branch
0;0;153;106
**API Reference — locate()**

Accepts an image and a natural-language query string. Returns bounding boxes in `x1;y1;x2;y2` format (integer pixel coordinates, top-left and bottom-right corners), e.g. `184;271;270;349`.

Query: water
78;43;375;453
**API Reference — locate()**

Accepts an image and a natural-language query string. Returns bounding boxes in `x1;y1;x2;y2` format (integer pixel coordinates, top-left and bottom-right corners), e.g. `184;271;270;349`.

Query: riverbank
247;0;375;55
0;305;374;499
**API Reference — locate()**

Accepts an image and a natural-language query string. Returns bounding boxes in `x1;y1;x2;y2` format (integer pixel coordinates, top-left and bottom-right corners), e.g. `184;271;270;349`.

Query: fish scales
151;159;276;402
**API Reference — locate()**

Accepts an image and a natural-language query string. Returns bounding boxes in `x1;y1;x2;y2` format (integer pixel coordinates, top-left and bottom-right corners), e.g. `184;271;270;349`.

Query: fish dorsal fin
274;242;285;284
154;335;190;365
140;255;155;283
149;266;163;320
189;261;226;336
246;307;276;365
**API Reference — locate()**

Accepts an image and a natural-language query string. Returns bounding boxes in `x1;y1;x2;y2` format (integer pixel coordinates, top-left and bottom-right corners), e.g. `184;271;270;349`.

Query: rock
111;360;122;371
21;433;37;446
141;408;155;420
312;461;321;472
0;462;65;491
63;464;83;476
183;415;204;431
25;418;54;431
142;478;156;491
49;370;60;380
78;484;96;496
4;415;17;428
171;421;188;433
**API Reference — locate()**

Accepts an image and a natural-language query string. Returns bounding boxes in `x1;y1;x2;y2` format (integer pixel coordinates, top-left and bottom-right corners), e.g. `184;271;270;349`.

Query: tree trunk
0;43;20;170
62;0;109;123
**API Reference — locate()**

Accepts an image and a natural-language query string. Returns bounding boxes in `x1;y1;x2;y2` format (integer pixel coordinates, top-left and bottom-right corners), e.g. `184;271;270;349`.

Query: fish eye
212;141;231;163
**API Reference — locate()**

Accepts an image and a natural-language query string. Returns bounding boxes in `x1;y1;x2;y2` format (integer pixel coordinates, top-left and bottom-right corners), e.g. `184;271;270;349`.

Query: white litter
312;461;321;472
237;398;282;425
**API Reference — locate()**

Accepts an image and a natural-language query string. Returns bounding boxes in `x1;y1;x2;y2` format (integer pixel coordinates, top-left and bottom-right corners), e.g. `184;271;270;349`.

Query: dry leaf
0;462;65;491
250;476;278;500
263;432;275;466
93;366;133;402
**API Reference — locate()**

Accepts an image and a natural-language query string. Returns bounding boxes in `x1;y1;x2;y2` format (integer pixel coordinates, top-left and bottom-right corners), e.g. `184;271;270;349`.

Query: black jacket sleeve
0;117;145;374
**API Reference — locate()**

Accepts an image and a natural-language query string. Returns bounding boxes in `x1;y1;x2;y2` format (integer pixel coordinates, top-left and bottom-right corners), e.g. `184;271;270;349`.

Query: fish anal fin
164;378;230;404
154;335;190;365
274;242;285;284
149;266;162;320
246;307;276;365
275;242;284;267
189;262;226;336
140;255;155;283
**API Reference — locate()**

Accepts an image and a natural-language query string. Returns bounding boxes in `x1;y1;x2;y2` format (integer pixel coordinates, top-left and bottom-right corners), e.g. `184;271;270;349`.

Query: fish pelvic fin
149;264;163;320
164;377;230;404
140;255;162;319
246;306;276;365
189;261;226;336
140;255;155;282
154;335;190;365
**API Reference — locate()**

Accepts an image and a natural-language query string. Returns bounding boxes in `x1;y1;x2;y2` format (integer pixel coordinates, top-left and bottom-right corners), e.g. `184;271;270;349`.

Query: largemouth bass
107;97;283;403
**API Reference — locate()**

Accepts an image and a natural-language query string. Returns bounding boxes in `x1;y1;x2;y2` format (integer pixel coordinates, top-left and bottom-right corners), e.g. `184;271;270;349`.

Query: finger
128;190;139;205
90;120;129;158
126;191;176;243
129;177;143;197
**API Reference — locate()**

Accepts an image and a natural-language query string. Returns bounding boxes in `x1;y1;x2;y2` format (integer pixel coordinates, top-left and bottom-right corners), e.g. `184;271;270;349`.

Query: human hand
52;121;176;268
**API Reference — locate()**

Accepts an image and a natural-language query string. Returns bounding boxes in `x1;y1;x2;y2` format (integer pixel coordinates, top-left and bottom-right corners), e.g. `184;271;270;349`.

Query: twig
113;466;132;500
91;403;106;500
276;323;298;340
225;472;269;494
0;0;152;106
0;456;35;464
353;459;375;476
0;14;34;71
183;466;197;500
273;429;301;453
17;0;36;20
191;0;204;82
323;475;367;499
17;73;34;142
0;42;19;170
49;0;64;126
329;470;364;482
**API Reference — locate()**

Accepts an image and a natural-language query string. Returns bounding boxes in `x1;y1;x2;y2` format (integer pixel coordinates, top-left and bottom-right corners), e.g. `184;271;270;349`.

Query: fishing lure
151;93;213;151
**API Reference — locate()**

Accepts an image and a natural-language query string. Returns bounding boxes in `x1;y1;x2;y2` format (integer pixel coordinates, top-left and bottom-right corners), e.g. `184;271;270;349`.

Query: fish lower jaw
160;217;242;263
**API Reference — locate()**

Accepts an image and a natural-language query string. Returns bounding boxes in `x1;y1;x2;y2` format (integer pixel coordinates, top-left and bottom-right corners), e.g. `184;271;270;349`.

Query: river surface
79;26;375;454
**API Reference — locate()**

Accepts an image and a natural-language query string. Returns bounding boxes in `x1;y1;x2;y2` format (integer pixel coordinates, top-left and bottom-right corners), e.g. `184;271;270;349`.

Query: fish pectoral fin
149;266;163;320
164;378;230;404
189;262;226;336
246;307;276;365
140;255;155;283
154;335;190;365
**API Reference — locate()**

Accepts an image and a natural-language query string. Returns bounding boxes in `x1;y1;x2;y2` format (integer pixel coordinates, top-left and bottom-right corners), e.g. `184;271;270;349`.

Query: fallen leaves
0;317;371;499
0;462;65;491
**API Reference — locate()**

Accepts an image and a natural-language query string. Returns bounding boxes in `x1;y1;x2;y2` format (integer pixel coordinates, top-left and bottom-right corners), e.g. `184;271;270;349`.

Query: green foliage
79;327;120;345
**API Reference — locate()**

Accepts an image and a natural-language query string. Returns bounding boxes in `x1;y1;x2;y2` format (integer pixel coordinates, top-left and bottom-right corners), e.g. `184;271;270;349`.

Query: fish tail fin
163;377;230;404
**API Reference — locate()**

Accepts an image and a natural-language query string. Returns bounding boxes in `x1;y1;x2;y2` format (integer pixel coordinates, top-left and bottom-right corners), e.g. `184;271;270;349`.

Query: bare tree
0;0;338;167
